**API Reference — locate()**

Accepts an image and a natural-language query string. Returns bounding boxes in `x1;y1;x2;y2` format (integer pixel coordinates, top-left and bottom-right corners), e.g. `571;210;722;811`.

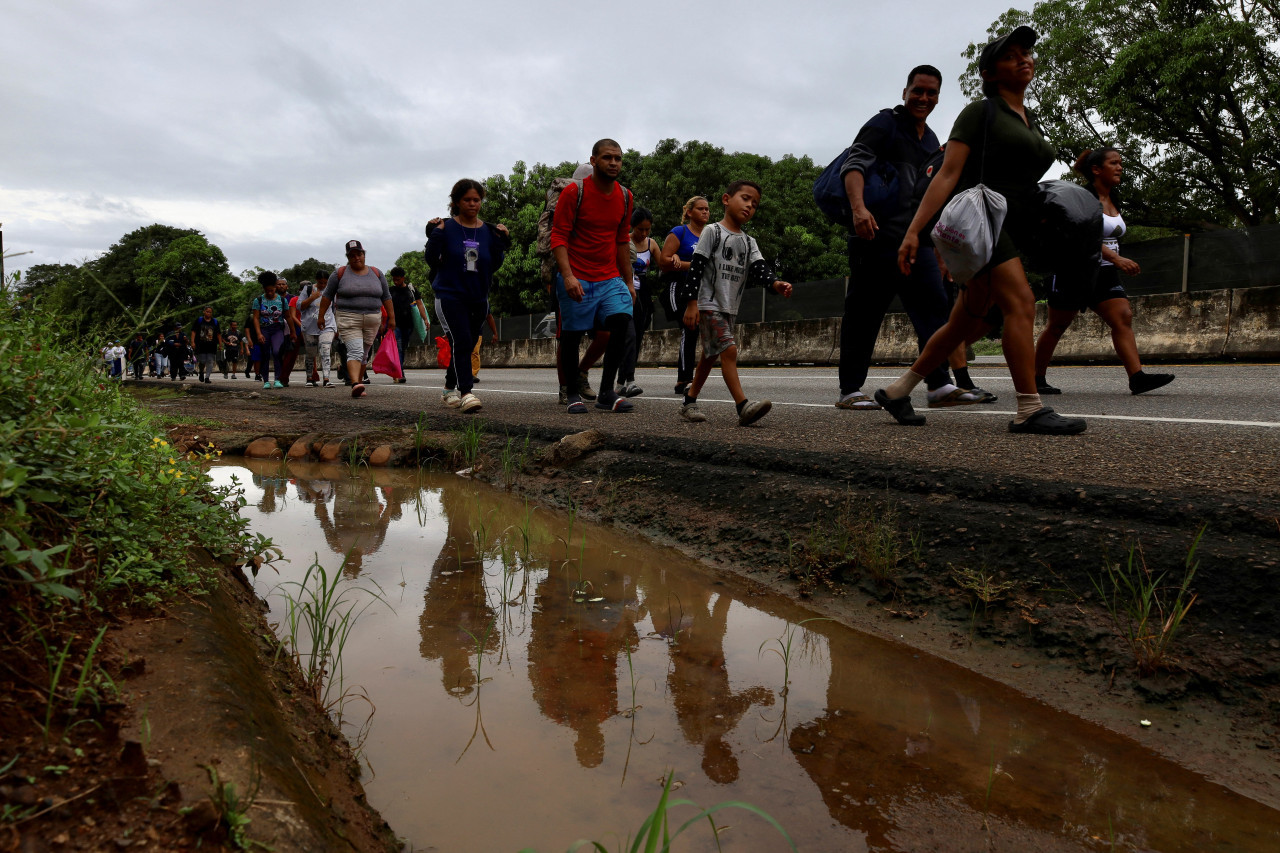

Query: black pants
618;289;653;384
840;238;951;394
662;279;698;384
560;313;629;402
436;295;487;395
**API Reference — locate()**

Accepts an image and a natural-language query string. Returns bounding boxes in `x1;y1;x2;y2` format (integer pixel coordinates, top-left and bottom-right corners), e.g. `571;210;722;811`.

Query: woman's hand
1115;257;1140;276
494;223;509;236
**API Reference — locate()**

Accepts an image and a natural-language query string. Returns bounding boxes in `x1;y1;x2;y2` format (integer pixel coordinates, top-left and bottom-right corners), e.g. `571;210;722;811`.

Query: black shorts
1047;264;1127;312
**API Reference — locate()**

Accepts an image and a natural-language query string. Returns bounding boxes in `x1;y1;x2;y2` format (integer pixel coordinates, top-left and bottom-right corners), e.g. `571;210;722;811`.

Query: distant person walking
296;270;338;387
615;206;660;398
388;266;430;384
1034;147;1175;396
251;271;294;389
318;240;394;398
878;26;1087;435
222;321;242;378
426;179;511;413
190;305;221;384
550;139;637;414
659;196;710;396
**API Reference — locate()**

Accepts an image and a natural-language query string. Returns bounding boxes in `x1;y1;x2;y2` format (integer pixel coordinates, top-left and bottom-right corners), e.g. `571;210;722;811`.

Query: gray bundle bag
931;184;1007;283
930;98;1005;284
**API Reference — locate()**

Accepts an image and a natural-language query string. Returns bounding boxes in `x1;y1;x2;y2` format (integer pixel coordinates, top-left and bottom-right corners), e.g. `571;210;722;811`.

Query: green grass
1091;526;1204;676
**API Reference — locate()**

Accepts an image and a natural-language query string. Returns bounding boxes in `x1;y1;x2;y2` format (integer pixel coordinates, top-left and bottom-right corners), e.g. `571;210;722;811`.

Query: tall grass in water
1091;525;1204;676
519;770;796;853
280;553;387;710
453;418;485;468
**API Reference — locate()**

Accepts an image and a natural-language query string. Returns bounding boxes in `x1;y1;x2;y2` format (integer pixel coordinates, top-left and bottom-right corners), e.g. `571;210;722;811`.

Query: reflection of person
879;26;1087;435
417;488;500;697
651;592;771;784
658;196;710;396
1034;148;1176;396
526;569;636;768
318;240;395;399
425;179;510;413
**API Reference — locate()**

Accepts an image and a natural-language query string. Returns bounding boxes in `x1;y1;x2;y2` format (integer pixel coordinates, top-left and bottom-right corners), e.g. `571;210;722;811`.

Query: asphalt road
199;360;1279;499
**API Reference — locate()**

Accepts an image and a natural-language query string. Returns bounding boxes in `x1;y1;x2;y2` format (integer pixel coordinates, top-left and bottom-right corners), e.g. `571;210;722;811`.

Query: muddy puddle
213;460;1280;852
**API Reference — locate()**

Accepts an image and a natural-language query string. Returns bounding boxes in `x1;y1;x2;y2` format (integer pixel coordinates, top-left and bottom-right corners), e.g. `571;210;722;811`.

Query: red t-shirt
549;177;632;281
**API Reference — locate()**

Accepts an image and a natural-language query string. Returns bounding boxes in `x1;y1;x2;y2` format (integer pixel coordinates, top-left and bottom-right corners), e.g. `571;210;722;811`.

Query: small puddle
215;460;1280;852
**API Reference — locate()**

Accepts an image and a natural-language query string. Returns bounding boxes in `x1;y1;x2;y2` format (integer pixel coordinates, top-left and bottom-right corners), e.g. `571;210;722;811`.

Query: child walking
677;180;792;425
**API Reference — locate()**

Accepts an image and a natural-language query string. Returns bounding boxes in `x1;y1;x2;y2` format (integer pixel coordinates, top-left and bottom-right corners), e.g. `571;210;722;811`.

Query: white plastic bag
930;184;1007;284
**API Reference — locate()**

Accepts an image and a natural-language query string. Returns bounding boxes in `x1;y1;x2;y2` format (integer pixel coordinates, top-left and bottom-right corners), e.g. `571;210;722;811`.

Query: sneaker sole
738;401;772;426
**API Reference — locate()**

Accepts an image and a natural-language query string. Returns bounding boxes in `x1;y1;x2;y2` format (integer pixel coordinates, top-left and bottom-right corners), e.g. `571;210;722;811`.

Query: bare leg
688;352;717;399
1094;297;1142;376
580;331;608;373
718;346;747;403
1034;307;1079;377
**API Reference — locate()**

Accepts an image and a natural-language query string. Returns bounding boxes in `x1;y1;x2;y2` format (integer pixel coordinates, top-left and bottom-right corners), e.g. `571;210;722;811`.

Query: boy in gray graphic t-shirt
675;180;792;427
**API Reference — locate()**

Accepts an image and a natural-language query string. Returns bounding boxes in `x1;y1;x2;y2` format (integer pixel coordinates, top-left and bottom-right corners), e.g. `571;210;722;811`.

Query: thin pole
1181;233;1191;293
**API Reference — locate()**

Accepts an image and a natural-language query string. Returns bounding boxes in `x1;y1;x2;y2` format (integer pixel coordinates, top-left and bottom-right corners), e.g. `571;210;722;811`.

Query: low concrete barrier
401;286;1279;369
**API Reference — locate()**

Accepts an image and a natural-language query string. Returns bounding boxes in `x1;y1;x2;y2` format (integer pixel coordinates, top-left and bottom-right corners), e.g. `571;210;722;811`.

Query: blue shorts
555;274;632;332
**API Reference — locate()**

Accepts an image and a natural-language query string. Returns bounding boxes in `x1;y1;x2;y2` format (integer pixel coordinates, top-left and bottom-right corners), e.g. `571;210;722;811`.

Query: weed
344;437;363;474
759;618;830;699
413;412;429;461
279;553;388;708
453;418;485;468
951;565;1017;619
518;770;796;853
500;435;525;489
204;764;270;850
909;527;925;564
35;624;111;744
786;496;902;595
1091;525;1204;676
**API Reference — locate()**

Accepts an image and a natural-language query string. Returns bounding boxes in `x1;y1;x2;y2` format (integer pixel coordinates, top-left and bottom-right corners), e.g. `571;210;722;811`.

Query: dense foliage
0;285;268;608
961;0;1280;229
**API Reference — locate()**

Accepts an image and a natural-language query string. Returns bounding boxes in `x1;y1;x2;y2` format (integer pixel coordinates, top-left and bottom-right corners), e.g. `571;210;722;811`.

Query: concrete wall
401;285;1280;369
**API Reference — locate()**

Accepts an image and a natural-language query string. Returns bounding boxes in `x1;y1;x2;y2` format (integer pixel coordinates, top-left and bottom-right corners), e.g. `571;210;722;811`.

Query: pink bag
370;333;403;380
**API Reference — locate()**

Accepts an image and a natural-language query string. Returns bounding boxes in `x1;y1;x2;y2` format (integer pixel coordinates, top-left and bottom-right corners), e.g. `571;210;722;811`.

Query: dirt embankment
139;382;1280;814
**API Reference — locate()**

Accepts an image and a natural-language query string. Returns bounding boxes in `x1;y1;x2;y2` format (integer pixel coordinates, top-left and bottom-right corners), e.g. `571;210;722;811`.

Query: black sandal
874;390;926;426
1008;407;1086;435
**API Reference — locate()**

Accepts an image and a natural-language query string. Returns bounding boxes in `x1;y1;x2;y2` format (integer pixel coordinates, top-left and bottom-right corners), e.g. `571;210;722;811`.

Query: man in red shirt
550;139;636;413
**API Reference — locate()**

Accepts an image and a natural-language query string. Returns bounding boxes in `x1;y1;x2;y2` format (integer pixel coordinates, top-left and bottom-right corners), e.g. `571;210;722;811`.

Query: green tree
279;257;339;286
961;1;1280;228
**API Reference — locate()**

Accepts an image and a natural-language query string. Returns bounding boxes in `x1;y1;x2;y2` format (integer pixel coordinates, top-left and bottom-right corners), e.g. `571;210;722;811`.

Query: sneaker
272;381;284;389
595;395;634;413
616;383;644;397
874;389;926;426
737;399;772;426
263;381;272;389
577;370;597;401
322;378;334;388
835;391;881;410
1129;372;1174;395
1008;407;1087;435
967;386;999;404
567;400;588;414
679;401;707;422
1036;376;1062;395
674;382;689;396
204;377;212;384
927;386;983;408
471;376;481;384
305;380;317;388
442;389;462;408
397;377;408;384
459;393;482;413
558;385;569;406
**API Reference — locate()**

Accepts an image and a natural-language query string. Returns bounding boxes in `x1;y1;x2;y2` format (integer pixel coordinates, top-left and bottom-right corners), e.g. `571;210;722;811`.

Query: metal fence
494;225;1280;340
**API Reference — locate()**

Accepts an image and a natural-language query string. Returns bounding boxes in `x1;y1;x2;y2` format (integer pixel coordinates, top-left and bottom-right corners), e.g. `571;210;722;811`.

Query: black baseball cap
979;26;1037;73
345;239;364;254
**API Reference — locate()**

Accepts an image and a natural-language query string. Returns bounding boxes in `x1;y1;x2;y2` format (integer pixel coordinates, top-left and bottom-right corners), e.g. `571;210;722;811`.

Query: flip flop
595;396;634;413
351;383;366;398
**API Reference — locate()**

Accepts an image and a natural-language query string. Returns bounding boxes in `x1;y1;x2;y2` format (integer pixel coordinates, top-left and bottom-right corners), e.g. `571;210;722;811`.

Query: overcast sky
3;0;1028;279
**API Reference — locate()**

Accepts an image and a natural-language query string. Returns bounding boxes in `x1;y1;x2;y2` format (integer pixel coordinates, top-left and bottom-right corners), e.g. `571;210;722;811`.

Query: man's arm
616;241;634;300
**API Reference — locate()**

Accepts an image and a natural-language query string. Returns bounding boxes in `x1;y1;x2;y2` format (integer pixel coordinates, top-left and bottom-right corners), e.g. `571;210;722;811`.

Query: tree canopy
962;0;1280;229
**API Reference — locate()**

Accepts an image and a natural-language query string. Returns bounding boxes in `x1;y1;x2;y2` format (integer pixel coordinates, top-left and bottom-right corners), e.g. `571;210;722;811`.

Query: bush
0;287;266;609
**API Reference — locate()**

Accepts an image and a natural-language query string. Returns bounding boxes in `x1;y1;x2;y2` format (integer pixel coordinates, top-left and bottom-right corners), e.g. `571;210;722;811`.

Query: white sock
927;383;957;399
884;370;925;400
1014;392;1043;423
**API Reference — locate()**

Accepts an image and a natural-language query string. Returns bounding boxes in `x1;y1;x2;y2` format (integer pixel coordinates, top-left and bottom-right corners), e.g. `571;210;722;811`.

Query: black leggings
662;279;697;384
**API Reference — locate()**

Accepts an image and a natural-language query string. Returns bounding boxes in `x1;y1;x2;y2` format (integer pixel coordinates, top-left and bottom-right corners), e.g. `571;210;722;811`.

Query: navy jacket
840;106;941;244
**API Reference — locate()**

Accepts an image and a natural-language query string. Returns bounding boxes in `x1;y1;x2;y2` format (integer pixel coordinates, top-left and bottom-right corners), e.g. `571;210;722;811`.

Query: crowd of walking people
104;28;1174;437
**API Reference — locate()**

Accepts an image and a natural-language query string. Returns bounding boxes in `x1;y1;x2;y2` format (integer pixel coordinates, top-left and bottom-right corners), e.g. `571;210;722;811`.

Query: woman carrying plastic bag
876;26;1087;436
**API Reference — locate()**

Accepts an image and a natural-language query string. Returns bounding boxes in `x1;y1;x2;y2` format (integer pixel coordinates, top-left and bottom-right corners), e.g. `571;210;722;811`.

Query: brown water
215;460;1280;852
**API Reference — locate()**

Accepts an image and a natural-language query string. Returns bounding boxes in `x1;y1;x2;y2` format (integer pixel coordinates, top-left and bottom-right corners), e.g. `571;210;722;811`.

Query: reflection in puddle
216;461;1280;852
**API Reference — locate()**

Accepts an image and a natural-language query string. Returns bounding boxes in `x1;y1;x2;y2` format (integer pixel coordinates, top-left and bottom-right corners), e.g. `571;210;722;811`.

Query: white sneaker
459;393;482;413
442;389;462;408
